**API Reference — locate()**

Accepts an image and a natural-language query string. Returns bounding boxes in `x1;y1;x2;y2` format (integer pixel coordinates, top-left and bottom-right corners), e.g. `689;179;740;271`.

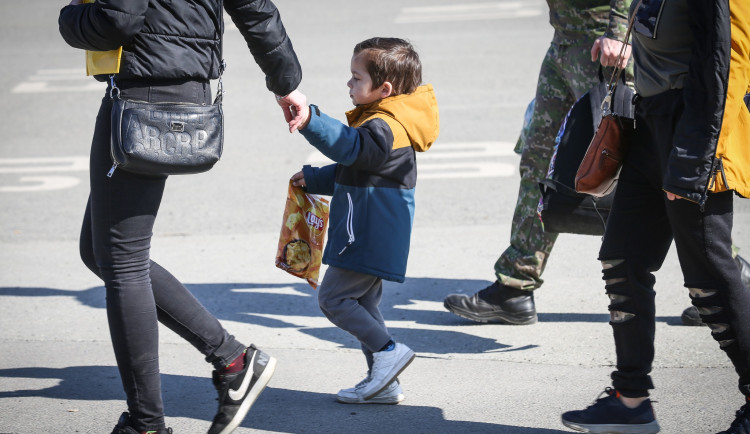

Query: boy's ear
380;81;394;98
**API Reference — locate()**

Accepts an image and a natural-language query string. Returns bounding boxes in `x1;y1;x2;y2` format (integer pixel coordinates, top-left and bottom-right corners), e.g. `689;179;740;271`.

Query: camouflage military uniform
495;0;632;291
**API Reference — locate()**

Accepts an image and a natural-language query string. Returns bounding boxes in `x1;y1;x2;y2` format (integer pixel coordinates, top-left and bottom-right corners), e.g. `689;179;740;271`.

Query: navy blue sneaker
561;388;660;433
721;401;750;434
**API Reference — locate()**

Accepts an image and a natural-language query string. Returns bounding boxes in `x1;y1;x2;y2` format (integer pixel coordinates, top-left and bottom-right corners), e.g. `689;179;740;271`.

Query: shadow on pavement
0;277;682;330
0;366;567;433
251;386;570;434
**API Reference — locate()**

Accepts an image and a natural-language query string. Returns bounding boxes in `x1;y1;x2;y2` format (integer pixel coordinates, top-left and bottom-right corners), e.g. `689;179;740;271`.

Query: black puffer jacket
59;0;301;96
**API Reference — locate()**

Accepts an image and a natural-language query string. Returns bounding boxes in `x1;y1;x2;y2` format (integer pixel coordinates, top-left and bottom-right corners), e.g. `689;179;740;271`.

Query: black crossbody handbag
538;67;634;235
106;65;225;177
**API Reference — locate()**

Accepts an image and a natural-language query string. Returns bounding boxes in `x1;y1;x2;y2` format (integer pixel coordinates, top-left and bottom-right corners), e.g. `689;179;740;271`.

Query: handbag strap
602;0;643;114
108;61;226;105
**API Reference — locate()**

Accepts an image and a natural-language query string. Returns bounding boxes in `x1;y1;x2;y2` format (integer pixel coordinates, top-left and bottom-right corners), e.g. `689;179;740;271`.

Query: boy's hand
290;171;306;189
276;90;309;133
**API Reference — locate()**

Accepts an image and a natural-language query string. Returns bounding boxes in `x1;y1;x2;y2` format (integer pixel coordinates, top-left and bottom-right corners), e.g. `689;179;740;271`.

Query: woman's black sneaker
208;345;277;434
110;412;172;434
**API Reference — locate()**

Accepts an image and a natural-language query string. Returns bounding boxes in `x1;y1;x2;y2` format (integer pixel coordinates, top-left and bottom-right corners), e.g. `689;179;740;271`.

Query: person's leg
318;267;391;353
150;261;245;369
334;277;405;405
681;249;750;326
81;81;251;432
443;40;602;324
560;92;679;434
668;191;750;396
603;91;683;398
500;42;613;288
85;93;168;432
83;217;246;372
318;267;413;400
358;281;387;372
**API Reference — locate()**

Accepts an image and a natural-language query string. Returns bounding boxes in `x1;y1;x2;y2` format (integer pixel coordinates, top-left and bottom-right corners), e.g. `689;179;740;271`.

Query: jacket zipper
338;192;355;255
700;156;725;211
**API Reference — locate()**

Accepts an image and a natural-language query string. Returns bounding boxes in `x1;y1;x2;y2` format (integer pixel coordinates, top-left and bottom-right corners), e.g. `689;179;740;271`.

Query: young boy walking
287;37;439;404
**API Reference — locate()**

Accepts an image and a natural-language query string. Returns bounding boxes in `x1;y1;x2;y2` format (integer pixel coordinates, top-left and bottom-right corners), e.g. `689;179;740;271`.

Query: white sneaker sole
336;393;405;405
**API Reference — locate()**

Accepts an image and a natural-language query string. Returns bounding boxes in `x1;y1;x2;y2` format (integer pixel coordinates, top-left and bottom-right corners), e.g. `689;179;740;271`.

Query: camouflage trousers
495;38;621;291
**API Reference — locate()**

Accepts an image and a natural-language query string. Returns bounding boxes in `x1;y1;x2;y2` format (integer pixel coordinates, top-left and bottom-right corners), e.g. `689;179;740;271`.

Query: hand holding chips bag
275;180;330;288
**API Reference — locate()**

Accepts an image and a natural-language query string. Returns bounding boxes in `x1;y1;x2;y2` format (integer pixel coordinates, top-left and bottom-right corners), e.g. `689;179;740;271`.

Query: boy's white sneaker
358;343;414;400
336;378;404;404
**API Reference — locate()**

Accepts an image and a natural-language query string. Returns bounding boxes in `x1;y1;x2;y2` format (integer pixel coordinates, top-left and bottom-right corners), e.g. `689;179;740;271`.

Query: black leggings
79;80;245;431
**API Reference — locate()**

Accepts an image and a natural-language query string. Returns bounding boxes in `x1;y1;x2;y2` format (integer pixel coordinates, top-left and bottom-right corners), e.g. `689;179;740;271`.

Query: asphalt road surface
1;1;749;433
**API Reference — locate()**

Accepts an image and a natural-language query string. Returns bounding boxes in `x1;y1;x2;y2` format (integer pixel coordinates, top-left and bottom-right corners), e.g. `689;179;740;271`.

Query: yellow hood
345;84;440;152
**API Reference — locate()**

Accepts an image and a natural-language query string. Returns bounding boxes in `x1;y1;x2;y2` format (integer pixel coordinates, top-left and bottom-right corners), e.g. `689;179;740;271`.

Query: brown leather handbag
575;113;634;197
575;1;639;198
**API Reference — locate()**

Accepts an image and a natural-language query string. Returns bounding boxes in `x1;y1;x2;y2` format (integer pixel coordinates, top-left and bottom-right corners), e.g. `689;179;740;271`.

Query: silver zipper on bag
107;74;121;177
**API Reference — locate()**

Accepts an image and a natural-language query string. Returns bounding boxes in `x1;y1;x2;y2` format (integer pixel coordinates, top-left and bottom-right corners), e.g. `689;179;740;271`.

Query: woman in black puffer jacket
59;1;302;433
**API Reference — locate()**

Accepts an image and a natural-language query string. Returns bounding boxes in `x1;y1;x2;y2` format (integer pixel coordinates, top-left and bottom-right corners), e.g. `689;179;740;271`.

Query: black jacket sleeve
665;0;730;203
224;0;302;96
58;1;148;51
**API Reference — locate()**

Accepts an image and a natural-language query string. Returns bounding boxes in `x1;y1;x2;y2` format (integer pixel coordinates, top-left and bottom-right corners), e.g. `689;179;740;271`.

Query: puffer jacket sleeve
302;164;336;196
58;1;148;51
663;0;729;204
224;0;302;96
300;105;394;171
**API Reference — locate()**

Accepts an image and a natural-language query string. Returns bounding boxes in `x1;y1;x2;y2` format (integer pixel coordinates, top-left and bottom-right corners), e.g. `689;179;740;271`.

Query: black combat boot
443;281;537;325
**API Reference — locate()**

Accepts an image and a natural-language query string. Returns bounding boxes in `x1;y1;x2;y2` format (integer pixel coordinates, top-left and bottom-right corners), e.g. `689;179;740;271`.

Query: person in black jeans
58;1;304;433
561;1;750;433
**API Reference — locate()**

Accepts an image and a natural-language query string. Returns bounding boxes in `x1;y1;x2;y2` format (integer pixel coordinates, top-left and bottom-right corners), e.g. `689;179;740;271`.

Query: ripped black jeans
79;80;246;432
599;89;750;398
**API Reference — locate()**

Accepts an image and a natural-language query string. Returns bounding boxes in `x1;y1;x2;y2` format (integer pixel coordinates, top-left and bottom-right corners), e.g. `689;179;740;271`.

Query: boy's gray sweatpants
318;266;392;370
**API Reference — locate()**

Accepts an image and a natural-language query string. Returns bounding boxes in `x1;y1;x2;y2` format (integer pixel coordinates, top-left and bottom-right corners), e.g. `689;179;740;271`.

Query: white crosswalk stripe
11;69;104;94
0;157;87;192
305;141;519;180
395;2;543;24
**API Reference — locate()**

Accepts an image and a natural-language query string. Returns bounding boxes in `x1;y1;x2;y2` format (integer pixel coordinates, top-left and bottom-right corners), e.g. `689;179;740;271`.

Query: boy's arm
302;164;336;196
299;105;392;170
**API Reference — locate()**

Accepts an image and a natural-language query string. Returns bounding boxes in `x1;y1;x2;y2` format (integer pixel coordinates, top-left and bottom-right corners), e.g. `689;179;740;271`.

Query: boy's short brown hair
353;37;422;96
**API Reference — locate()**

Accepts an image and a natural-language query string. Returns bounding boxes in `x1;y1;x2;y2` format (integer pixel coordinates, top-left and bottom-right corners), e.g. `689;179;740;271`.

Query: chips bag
275;181;330;288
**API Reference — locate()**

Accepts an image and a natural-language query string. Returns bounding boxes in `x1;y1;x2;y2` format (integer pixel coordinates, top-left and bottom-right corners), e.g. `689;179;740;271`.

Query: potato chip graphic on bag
275;181;329;288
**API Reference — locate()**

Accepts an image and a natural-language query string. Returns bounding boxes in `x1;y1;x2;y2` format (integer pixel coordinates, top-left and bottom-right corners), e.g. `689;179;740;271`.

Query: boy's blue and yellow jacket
300;84;439;282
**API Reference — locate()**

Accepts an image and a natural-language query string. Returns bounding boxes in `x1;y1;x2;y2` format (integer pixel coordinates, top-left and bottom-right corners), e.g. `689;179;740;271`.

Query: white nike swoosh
227;351;257;401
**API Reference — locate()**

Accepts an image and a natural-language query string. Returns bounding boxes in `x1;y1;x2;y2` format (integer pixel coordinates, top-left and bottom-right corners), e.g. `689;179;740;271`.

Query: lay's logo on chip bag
306;211;324;231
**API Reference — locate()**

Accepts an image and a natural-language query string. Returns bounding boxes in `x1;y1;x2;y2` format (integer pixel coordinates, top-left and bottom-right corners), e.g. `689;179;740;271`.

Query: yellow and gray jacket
301;85;439;282
666;0;750;204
